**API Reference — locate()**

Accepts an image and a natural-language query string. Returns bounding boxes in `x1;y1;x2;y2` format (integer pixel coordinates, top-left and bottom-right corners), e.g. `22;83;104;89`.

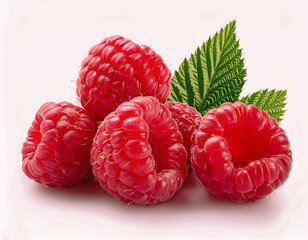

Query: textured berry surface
91;96;187;205
76;35;171;120
165;101;201;170
191;102;292;202
22;102;97;187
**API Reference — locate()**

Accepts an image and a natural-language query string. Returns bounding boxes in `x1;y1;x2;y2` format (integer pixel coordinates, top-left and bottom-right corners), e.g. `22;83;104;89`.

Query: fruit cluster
22;35;292;205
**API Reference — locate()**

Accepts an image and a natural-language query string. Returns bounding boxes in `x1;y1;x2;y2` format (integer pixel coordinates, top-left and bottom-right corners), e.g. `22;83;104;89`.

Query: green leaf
169;20;246;115
240;89;287;123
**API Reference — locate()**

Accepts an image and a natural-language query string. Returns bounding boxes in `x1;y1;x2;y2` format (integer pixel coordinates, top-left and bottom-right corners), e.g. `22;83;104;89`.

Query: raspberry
76;35;171;120
22;102;97;187
91;96;187;205
191;102;292;203
165;101;201;170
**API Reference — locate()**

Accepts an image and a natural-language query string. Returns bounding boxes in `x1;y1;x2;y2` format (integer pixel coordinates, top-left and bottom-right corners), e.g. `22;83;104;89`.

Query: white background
1;0;308;239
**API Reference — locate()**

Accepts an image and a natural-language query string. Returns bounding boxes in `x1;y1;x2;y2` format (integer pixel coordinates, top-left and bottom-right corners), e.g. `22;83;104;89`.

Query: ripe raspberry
76;35;171;120
22;102;97;187
91;96;187;205
191;102;292;203
165;101;201;170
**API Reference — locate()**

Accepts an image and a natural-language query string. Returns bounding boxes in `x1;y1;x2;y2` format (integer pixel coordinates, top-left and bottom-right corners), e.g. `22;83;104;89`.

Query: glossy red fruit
165;101;201;170
191;102;292;202
91;96;188;205
22;102;97;187
76;35;171;121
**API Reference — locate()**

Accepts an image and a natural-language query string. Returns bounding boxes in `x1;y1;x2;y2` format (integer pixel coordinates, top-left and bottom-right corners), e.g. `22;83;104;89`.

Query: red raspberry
76;35;171;121
165;101;201;170
22;102;97;187
91;96;187;205
191;102;292;203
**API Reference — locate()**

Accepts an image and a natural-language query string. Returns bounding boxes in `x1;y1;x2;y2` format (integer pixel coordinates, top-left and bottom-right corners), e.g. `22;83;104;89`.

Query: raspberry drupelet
22;102;97;187
91;96;188;205
191;102;292;203
76;35;171;121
